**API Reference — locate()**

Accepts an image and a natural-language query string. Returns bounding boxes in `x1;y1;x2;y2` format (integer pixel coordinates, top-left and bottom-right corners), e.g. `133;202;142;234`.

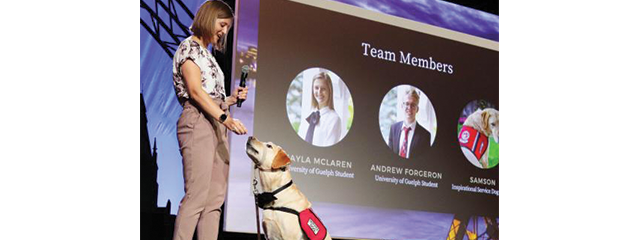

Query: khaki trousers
173;100;230;240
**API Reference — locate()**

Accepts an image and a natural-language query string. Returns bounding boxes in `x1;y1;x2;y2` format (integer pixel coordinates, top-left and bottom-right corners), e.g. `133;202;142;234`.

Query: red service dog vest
458;126;489;160
299;208;327;240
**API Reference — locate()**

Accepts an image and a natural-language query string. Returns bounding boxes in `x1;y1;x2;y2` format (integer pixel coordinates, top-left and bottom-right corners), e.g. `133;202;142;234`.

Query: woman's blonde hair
190;0;234;53
311;72;334;110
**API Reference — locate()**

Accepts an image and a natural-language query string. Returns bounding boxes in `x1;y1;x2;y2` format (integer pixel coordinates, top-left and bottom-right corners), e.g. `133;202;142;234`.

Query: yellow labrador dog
246;136;332;240
459;108;499;168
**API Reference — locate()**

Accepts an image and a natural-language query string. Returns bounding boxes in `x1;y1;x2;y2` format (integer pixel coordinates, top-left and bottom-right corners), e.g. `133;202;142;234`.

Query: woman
170;1;247;240
299;72;341;147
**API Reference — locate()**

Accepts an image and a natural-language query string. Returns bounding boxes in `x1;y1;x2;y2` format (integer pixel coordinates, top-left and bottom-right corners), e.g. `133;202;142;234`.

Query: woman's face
212;18;233;49
313;79;330;108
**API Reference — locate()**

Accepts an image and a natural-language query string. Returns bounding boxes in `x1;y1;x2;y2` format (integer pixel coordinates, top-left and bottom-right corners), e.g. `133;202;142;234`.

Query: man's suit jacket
387;121;431;158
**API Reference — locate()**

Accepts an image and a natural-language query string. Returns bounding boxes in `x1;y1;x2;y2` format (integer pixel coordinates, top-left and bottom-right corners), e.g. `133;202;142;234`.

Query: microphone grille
241;65;250;74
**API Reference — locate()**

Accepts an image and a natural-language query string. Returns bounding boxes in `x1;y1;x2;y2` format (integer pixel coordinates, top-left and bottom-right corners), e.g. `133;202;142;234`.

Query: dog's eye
491;123;496;126
266;144;272;149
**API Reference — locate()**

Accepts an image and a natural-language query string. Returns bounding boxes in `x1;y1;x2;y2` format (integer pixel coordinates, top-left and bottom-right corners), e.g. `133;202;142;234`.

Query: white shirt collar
314;106;331;115
403;120;417;131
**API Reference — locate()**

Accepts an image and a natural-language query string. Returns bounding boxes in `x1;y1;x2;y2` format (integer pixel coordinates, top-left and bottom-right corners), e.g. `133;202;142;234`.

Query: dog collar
255;164;287;172
271;180;293;195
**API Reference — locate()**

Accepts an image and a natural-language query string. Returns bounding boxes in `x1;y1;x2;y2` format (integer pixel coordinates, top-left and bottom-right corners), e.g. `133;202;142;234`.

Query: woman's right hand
223;118;248;135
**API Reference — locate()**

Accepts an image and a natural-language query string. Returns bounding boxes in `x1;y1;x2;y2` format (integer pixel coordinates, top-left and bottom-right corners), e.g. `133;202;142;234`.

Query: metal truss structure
447;214;499;240
140;0;194;59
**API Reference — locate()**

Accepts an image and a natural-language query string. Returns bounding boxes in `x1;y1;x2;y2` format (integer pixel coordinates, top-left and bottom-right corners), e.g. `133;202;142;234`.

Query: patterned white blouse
172;36;226;104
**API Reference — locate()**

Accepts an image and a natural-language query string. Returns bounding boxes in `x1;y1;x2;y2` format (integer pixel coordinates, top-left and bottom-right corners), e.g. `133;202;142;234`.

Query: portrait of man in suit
387;88;431;159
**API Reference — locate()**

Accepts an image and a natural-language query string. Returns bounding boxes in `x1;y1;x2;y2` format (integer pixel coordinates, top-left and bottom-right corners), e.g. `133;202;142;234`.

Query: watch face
220;114;227;122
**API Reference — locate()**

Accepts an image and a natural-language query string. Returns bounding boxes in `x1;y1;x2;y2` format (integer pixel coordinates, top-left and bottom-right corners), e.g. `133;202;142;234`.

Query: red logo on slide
459;130;470;144
459;126;489;160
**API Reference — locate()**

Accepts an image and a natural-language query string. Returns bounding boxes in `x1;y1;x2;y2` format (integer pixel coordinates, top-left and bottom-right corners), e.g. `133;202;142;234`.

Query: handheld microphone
237;65;250;108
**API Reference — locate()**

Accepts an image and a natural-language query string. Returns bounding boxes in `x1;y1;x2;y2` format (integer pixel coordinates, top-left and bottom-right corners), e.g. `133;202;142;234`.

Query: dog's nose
248;136;254;140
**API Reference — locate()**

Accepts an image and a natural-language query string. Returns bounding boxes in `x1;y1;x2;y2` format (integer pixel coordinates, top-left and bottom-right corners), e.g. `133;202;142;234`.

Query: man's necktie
400;126;411;158
305;111;320;143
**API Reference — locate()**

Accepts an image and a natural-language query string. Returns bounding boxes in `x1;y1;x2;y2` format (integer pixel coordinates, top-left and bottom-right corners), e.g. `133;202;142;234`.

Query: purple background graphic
330;0;498;41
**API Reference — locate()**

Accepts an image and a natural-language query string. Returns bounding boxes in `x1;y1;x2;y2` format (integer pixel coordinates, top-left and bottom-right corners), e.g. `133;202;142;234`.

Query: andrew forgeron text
361;42;454;74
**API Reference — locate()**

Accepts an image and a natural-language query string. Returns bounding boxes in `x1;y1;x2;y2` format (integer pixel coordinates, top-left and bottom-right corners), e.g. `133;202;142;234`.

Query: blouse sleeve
175;41;204;76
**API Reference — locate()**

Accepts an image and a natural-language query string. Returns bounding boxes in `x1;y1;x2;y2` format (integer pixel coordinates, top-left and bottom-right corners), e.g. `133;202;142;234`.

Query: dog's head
246;136;291;170
481;108;499;143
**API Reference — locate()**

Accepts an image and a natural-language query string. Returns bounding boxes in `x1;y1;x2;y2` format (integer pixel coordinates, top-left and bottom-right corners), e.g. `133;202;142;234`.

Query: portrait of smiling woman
286;68;354;147
302;72;341;145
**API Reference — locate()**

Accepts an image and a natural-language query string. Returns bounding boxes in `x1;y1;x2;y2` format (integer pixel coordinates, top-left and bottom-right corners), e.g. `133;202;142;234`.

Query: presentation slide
224;0;498;239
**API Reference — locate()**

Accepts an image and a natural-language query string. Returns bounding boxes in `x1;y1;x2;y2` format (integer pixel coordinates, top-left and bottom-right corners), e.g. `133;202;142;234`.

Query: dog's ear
271;150;291;169
481;110;491;132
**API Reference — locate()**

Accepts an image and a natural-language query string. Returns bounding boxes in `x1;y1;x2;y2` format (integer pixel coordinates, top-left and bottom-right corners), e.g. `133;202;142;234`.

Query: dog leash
252;164;293;240
252;165;262;240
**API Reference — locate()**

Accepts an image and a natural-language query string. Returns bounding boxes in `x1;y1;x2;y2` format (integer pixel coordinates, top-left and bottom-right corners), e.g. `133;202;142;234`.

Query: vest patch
307;218;319;234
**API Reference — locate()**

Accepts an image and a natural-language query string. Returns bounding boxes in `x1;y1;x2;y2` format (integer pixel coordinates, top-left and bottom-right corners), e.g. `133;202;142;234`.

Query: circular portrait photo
286;68;354;147
457;100;499;169
379;85;437;159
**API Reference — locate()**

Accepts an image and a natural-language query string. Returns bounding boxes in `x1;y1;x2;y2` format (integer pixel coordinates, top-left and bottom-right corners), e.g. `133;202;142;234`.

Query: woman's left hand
230;86;249;105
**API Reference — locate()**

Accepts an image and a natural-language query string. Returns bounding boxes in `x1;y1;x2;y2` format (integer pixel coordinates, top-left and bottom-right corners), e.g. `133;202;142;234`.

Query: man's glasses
402;102;418;109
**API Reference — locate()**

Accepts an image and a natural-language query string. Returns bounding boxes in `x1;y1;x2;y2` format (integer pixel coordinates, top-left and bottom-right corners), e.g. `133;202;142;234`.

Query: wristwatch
219;113;228;123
